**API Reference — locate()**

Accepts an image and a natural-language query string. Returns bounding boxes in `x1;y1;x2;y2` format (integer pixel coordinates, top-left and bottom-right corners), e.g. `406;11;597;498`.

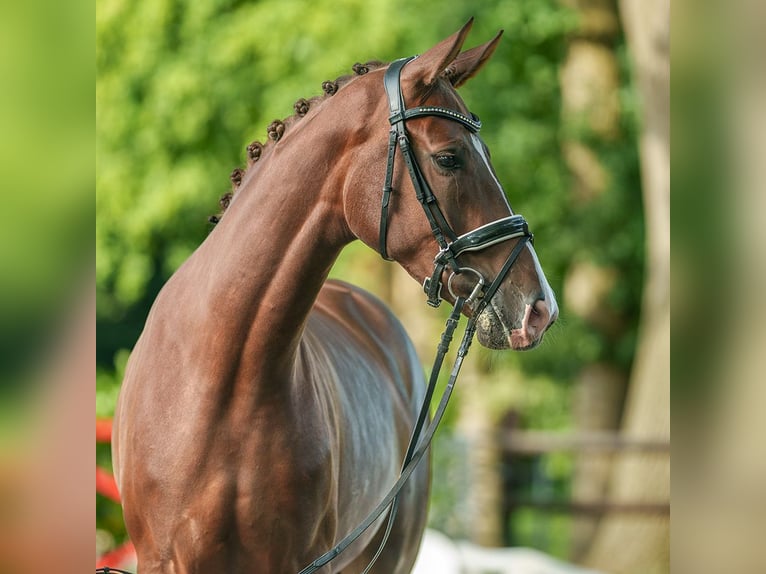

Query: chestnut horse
113;20;557;574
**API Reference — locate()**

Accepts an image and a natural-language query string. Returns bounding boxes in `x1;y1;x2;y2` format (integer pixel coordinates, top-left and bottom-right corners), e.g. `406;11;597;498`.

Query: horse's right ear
401;18;474;87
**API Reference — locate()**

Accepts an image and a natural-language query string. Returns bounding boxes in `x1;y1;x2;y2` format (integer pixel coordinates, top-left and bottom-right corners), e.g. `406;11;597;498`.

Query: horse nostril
530;298;551;329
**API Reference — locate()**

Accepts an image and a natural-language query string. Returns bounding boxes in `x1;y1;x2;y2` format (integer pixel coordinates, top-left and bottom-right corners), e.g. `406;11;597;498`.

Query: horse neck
184;137;353;382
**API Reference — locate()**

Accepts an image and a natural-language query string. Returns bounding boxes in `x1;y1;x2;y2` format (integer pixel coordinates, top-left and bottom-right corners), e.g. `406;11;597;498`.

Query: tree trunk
583;0;670;571
558;0;627;561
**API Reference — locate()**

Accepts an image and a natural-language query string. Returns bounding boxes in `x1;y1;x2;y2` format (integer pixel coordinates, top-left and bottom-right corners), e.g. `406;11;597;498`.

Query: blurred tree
556;0;629;560
583;0;669;572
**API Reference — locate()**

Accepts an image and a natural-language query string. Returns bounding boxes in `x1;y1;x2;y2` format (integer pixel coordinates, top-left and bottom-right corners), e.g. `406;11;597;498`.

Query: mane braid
209;60;386;225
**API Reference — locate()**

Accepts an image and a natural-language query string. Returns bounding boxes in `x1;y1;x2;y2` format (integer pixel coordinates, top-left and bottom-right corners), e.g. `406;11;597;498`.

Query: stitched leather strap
437;215;531;263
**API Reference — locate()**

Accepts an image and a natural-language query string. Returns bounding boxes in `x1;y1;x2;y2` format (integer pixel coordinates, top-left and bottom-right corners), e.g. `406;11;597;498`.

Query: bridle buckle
448;267;485;308
422;276;442;308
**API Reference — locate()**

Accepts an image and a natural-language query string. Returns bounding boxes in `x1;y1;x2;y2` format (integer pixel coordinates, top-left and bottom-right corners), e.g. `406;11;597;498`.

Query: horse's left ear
445;30;504;88
401;18;474;87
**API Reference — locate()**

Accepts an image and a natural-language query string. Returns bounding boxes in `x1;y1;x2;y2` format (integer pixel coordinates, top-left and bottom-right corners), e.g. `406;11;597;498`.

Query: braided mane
209;60;385;224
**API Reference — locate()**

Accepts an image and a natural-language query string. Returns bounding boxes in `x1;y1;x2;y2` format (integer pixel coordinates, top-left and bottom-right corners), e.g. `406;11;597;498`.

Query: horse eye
434;153;460;170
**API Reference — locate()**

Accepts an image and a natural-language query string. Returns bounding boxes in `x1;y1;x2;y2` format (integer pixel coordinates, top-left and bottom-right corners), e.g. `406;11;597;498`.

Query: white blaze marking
470;133;511;213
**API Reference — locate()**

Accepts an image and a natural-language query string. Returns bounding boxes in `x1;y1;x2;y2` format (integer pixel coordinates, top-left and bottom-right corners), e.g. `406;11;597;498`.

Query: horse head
337;20;558;350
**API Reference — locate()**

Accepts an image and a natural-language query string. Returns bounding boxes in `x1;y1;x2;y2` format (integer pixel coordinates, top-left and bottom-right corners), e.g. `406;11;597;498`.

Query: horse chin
475;304;540;351
475;304;512;350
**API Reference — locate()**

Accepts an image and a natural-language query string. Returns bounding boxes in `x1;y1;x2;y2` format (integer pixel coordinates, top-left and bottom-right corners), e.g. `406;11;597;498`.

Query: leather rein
96;56;533;574
298;56;533;574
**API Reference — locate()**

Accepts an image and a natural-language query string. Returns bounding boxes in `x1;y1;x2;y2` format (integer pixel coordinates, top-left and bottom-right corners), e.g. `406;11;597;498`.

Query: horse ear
445;30;504;88
401;18;474;87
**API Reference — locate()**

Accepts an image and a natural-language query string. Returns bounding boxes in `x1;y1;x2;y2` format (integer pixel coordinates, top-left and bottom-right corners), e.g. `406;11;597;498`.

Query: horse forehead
412;85;474;132
422;78;468;108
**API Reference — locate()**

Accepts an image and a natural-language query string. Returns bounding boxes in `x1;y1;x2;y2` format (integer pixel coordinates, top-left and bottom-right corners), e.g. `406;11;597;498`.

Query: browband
397;107;481;132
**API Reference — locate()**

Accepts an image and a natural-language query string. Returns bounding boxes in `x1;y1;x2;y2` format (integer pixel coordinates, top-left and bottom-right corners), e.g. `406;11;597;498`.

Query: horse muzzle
476;294;557;351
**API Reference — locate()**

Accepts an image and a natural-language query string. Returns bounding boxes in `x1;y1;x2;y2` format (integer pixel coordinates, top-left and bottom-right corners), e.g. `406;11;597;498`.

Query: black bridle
97;56;534;574
379;55;532;308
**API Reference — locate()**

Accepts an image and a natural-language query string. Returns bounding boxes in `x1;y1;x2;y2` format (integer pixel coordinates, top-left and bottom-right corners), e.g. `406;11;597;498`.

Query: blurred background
94;0;669;572
18;0;766;572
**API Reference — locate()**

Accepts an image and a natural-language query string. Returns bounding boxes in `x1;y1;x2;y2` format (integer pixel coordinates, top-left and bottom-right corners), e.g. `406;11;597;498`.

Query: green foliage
96;349;130;418
0;0;92;390
513;507;571;557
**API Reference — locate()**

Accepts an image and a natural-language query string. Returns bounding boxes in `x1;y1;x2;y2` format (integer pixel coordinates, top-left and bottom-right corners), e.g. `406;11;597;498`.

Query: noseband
379;56;533;308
